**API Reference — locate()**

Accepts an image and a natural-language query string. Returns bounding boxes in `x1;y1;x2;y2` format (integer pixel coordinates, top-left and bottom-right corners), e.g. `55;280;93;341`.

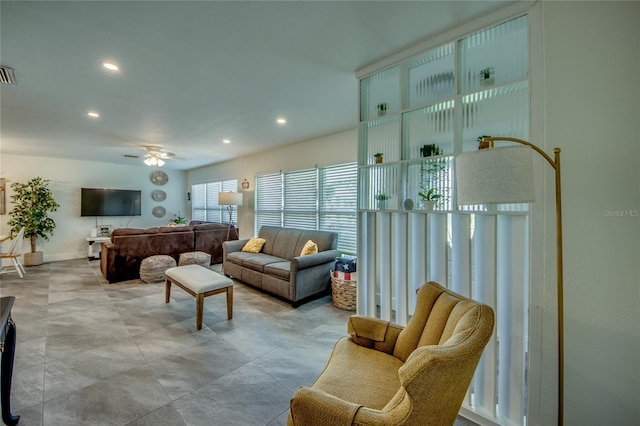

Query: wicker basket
331;275;357;311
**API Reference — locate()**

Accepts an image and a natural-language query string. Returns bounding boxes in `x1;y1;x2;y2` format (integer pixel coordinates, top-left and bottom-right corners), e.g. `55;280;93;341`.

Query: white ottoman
164;264;233;330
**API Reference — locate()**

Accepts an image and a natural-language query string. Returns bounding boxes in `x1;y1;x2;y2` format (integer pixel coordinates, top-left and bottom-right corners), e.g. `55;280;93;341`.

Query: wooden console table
0;296;19;425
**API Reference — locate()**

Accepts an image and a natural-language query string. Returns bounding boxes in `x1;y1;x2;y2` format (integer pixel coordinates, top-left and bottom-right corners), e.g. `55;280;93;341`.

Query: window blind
191;179;238;224
254;163;357;254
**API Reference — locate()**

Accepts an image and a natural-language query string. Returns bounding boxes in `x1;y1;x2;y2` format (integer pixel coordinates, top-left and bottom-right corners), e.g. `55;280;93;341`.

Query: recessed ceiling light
223;139;231;144
87;111;100;118
102;61;119;71
276;117;286;125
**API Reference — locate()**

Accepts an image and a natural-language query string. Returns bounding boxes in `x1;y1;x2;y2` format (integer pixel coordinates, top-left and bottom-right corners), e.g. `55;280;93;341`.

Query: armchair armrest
289;387;361;426
347;315;404;355
291;249;338;270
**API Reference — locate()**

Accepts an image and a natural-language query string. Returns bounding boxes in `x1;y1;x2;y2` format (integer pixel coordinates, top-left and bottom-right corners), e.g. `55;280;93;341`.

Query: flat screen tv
81;188;142;217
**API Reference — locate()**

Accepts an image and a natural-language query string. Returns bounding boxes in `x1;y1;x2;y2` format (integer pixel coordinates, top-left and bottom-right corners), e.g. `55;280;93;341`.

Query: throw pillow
242;237;266;253
300;240;318;256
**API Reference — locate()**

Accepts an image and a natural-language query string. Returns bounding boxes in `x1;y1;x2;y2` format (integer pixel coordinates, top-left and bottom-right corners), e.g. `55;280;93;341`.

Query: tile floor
0;259;478;426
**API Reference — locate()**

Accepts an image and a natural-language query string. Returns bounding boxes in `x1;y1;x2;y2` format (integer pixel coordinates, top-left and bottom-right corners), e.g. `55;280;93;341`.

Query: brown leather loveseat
100;221;236;283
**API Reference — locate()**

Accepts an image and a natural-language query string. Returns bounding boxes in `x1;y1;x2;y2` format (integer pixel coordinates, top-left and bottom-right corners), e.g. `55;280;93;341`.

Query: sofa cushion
263;261;291;280
300;240;318;256
258;226;284;256
189;221;228;230
226;251;256;266
243;254;288;273
295;230;336;255
242;237;266;253
159;226;193;234
111;227;160;240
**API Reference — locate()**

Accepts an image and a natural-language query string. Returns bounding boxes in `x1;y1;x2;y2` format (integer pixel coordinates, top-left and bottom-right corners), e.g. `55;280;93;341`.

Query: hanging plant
7;177;60;254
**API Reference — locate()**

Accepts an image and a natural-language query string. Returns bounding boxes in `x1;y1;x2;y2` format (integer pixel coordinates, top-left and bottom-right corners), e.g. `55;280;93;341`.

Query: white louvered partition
356;12;531;425
357;211;529;424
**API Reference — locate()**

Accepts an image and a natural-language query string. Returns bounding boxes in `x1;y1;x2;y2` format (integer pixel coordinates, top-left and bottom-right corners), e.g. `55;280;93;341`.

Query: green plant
419;156;446;206
418;188;442;201
374;193;390;201
374;153;383;157
7;177;60;253
172;212;187;225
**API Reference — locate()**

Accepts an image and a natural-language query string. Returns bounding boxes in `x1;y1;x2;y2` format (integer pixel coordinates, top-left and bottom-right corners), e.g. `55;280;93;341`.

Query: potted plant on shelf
169;212;188;226
374;193;390;209
418;188;442;211
374;153;384;164
418;156;447;211
7;177;60;266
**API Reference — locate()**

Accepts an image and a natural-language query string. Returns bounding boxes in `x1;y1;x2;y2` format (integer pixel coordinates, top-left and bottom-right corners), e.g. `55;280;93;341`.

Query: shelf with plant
418;156;447;210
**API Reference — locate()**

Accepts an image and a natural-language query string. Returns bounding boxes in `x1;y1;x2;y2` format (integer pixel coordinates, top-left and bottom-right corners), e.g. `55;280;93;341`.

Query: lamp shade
455;146;535;205
218;192;243;206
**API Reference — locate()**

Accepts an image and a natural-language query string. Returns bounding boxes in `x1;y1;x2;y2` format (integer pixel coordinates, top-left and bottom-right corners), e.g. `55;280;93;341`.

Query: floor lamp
455;137;564;426
218;192;243;241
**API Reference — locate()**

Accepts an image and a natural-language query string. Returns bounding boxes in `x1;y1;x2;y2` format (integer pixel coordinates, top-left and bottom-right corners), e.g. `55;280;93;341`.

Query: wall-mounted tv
81;188;142;217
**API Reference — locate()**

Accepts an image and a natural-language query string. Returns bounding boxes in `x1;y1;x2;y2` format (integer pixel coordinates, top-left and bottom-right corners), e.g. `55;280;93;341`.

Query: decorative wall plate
152;206;166;218
150;170;168;186
403;198;414;210
151;190;166;202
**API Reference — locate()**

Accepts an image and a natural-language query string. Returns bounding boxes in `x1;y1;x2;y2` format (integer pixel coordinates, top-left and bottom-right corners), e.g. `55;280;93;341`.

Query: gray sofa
222;226;339;306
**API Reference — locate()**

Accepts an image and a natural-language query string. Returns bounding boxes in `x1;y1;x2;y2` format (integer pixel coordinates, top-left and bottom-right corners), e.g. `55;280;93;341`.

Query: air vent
123;154;139;159
0;66;16;85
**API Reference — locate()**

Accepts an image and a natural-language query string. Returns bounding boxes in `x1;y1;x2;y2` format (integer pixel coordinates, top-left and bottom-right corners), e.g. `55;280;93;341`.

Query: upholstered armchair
288;281;495;426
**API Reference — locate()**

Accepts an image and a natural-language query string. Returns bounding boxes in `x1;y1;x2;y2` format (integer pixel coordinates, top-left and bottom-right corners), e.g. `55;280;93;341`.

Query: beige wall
186;128;358;239
540;1;639;425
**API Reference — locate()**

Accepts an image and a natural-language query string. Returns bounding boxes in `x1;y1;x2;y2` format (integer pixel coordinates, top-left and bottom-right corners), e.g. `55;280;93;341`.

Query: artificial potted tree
7;177;60;266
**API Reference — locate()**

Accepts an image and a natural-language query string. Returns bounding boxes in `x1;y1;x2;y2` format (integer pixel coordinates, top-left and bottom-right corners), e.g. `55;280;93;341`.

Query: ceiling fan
143;145;176;167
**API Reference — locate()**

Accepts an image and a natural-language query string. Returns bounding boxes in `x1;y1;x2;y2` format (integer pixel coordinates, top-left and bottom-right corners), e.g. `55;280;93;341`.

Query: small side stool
178;251;212;267
140;255;177;283
164;264;233;330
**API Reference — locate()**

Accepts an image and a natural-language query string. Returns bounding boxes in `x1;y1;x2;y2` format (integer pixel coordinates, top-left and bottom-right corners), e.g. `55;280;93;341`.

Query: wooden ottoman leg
165;278;172;303
226;286;233;320
196;293;204;330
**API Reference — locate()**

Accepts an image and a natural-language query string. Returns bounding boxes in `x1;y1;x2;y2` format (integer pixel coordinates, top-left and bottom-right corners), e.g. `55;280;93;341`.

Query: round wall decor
403;198;414;210
152;206;166;218
150;170;168;186
151;190;166;202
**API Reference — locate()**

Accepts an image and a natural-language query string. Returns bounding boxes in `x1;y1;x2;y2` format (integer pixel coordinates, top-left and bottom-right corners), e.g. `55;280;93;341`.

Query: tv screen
81;188;142;217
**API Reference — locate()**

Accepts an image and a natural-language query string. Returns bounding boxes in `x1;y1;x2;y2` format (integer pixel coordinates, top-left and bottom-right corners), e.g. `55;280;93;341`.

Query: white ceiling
0;0;515;170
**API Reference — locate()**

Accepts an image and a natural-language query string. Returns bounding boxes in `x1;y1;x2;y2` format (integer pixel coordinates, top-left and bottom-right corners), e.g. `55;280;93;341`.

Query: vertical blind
191;179;238;224
254;163;357;254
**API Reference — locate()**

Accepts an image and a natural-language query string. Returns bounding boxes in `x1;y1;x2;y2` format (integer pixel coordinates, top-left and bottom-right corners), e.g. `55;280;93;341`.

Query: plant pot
377;200;386;210
375;156;383;164
423;200;437;211
24;251;44;266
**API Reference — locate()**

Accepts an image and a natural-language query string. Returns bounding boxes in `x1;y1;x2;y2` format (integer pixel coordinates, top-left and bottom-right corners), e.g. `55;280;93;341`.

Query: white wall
541;2;639;425
186;128;358;239
0;154;187;262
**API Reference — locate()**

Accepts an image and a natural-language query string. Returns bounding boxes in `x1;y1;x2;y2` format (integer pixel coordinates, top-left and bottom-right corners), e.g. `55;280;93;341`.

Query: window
255;163;357;254
191;179;238;224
